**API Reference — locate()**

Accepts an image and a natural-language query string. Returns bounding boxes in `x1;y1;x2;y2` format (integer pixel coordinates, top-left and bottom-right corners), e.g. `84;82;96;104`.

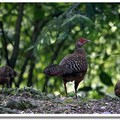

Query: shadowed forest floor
0;87;120;114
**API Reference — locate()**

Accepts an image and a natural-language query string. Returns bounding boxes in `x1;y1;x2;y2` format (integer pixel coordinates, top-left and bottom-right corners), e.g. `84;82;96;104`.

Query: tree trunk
0;21;10;66
27;60;35;87
16;18;48;87
9;3;24;87
9;3;24;68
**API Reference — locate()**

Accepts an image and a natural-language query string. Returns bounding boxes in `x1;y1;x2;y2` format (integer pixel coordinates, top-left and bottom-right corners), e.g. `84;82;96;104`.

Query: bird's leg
63;80;67;97
1;84;4;93
74;81;79;98
7;78;10;88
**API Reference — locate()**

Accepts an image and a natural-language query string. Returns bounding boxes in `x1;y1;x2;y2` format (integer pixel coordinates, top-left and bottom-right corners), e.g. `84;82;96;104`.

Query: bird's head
76;38;90;48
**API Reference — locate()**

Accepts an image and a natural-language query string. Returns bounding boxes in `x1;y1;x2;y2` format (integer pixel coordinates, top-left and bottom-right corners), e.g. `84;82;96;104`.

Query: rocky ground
0;87;120;114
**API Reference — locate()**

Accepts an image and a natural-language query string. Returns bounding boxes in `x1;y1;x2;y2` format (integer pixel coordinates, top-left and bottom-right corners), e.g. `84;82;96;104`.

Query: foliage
0;3;120;99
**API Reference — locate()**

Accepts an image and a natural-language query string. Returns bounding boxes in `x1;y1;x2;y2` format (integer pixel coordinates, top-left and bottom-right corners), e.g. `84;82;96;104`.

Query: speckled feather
59;47;87;75
44;48;87;76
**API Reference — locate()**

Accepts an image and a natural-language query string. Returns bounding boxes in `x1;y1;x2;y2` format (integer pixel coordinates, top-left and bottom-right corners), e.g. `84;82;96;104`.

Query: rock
102;111;111;114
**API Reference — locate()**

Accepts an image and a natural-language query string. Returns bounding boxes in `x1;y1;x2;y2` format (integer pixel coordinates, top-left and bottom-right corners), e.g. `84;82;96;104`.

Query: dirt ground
0;87;120;114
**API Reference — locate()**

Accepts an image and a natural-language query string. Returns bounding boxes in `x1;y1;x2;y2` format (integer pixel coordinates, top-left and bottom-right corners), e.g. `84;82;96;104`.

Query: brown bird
43;38;90;98
114;80;120;97
0;66;18;90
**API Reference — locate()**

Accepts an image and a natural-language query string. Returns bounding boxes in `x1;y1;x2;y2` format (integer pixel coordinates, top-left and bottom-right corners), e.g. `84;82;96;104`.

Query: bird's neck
75;47;86;54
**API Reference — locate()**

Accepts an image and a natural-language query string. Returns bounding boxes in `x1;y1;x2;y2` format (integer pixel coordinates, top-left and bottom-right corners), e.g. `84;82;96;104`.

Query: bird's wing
0;66;5;76
59;53;87;75
0;66;17;77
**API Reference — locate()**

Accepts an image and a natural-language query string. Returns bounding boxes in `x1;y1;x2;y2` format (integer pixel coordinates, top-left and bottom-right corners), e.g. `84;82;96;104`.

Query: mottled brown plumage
114;80;120;97
44;38;90;98
0;66;18;89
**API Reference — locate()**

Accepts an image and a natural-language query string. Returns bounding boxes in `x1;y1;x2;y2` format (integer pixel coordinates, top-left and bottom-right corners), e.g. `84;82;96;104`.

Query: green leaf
99;71;113;86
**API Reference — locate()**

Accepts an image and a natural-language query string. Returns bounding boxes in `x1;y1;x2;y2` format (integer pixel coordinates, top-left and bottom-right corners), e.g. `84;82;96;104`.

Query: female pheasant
0;66;18;89
114;80;120;97
44;38;90;98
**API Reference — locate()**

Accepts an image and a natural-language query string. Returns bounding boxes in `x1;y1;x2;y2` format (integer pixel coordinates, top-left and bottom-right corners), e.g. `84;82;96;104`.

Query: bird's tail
43;64;63;76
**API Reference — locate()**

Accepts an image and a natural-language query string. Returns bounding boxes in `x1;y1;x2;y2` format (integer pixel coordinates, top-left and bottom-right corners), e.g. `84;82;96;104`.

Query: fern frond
37;3;94;47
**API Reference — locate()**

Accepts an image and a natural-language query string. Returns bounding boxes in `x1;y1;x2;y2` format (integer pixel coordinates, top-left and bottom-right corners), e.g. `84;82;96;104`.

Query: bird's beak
86;40;91;42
